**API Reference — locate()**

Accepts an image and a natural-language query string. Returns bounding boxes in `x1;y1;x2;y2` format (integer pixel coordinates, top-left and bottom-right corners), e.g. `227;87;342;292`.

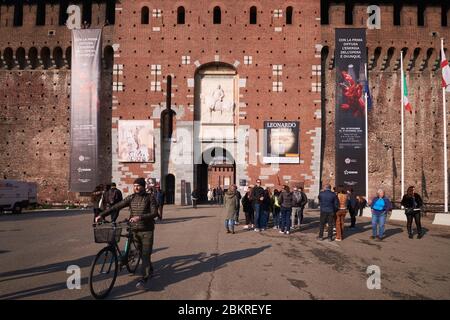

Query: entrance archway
195;147;235;203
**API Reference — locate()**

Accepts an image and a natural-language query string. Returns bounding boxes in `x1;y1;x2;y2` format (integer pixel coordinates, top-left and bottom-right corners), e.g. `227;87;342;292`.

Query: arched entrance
195;148;236;203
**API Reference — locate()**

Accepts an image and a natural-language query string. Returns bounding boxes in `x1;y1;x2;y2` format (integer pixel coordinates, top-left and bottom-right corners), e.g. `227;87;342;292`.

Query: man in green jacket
95;177;158;290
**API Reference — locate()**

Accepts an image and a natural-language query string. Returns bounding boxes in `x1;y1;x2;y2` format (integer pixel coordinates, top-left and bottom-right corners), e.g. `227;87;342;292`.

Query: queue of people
220;181;425;242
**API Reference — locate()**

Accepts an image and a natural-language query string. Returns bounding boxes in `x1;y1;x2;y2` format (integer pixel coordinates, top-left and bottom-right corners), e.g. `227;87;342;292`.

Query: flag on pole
402;72;412;114
441;47;450;92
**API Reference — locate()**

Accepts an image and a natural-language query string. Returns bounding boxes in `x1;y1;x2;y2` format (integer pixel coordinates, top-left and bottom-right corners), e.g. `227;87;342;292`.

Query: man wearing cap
95;177;158;290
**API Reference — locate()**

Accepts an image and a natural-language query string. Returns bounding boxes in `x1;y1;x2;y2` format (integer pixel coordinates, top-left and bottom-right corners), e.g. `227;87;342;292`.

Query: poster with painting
263;121;300;164
118;120;154;162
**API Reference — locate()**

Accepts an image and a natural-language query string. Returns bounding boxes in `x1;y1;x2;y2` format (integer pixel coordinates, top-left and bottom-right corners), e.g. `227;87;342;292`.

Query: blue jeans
372;211;386;237
272;207;281;227
280;207;292;232
254;203;263;229
225;219;234;232
261;210;269;229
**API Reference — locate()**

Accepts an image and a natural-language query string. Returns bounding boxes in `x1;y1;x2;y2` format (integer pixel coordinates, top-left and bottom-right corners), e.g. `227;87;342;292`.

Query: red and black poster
69;29;102;192
335;28;367;196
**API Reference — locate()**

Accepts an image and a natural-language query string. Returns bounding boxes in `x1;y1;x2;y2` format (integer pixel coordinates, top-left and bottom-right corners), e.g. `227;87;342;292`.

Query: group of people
222;179;309;235
221;180;424;241
207;187;225;204
317;184;423;241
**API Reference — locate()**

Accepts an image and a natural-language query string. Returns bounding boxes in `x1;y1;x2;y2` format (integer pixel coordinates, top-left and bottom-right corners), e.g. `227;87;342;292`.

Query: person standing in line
191;189;199;209
224;185;240;234
250;179;265;232
271;189;281;229
347;189;358;228
401;186;424;239
242;187;254;230
91;184;104;222
155;185;165;220
292;186;303;230
370;189;392;241
357;196;367;216
217;186;224;205
207;188;214;203
317;184;339;241
335;187;349;241
260;188;271;231
298;187;308;225
279;185;294;235
109;182;123;222
234;188;242;225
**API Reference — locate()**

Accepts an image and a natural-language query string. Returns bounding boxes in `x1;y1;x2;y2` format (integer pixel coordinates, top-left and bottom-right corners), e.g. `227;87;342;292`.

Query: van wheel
12;204;22;214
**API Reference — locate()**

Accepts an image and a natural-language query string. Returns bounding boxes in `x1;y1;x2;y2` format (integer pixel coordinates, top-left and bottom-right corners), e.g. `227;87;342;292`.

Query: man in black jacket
108;182;123;221
96;177;158;290
251;179;265;231
318;184;339;241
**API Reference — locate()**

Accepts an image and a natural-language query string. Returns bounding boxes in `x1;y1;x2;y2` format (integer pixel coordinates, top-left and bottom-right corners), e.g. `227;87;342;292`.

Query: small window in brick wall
142;6;150;24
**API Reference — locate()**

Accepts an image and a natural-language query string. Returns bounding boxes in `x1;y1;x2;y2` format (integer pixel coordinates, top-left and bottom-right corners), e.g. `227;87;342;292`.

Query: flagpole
442;38;448;213
365;63;369;201
400;50;405;198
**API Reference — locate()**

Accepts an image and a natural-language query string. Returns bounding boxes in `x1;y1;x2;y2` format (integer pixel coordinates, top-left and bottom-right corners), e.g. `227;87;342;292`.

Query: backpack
293;191;302;207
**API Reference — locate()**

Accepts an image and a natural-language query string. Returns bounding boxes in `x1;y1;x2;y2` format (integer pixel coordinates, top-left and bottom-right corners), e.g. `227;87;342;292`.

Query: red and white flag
442;46;450;92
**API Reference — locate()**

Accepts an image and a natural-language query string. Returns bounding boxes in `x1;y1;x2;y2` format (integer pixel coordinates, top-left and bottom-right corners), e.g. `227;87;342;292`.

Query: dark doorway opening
165;174;175;204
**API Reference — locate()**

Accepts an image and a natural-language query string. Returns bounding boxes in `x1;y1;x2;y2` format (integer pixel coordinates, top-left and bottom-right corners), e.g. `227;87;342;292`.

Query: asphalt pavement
0;206;449;300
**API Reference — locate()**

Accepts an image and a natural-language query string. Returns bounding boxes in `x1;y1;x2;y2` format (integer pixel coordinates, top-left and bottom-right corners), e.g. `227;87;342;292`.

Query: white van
0;180;37;214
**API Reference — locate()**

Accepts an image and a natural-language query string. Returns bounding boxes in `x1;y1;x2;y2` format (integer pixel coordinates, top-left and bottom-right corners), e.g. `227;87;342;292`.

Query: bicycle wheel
89;246;118;299
126;238;141;274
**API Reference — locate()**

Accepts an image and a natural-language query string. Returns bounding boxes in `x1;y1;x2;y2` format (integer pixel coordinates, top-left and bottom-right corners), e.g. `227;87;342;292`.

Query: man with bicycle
95;177;158;290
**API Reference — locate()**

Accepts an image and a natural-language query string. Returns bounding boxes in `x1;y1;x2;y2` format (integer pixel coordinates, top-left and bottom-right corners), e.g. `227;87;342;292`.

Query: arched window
16;48;27;69
36;0;46;26
249;6;257;24
14;1;23;27
141;6;149;24
286;6;293;25
29;47;39;69
177;6;185;24
41;47;51;69
53;47;64;69
213;6;221;24
103;46;114;70
3;48;15;70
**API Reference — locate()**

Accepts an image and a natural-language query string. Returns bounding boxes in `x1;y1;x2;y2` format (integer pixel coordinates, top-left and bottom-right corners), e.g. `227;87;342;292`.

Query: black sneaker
226;229;231;234
370;235;376;240
417;233;423;239
408;233;414;239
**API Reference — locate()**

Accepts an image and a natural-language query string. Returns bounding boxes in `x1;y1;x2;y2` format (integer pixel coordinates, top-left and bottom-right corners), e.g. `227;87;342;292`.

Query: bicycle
88;219;142;299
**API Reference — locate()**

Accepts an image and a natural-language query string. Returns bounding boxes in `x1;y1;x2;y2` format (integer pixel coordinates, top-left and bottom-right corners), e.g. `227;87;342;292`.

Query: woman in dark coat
401;186;424;239
242;188;254;230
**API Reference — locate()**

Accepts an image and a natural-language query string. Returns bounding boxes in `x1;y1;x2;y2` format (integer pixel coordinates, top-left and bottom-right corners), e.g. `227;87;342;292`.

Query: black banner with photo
69;29;102;192
335;28;367;196
263;121;299;164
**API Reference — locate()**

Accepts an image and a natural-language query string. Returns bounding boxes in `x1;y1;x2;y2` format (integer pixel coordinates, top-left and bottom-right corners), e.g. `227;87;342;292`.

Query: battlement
322;0;448;28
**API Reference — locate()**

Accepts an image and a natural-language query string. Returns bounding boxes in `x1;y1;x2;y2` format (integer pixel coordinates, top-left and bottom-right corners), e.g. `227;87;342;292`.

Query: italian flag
402;73;412;114
442;47;450;92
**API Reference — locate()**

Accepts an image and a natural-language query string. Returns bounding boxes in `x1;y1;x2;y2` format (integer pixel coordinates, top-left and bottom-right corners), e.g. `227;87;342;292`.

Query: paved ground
0;205;449;300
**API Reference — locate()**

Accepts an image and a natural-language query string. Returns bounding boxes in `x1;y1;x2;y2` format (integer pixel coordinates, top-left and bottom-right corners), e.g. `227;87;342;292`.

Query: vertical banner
335;28;367;195
69;29;102;192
